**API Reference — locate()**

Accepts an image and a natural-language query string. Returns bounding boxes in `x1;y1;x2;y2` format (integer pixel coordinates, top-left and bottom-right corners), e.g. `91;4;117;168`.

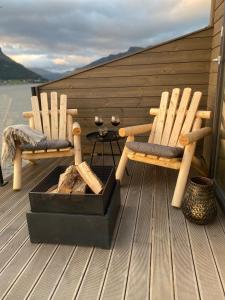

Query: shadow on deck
0;157;224;300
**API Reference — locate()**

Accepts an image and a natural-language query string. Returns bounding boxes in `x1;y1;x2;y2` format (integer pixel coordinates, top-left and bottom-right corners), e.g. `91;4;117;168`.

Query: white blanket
1;124;46;165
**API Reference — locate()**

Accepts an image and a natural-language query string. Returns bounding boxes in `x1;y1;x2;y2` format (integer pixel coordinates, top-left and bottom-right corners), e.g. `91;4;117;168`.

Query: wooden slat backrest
148;116;157;143
148;88;203;148
31;92;70;141
161;88;180;146
168;88;192;147
58;94;67;140
177;91;202;147
40;93;51;139
50;92;59;140
31;96;43;133
153;91;169;144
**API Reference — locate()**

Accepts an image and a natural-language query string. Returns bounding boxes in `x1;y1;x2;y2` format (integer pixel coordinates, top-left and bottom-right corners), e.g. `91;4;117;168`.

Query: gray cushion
20;139;72;151
126;142;184;158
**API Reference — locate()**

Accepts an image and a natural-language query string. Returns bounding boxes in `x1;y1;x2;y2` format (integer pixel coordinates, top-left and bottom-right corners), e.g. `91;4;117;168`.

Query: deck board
0;158;224;300
187;221;225;299
150;167;174;300
125;166;154;300
166;169;200;300
99;163;145;300
75;162;134;300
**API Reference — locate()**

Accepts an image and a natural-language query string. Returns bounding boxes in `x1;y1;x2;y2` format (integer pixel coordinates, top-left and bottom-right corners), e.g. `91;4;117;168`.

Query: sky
0;0;211;73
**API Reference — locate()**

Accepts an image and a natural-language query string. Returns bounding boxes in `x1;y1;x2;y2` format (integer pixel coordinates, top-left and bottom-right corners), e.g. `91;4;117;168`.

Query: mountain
28;46;145;82
0;48;45;82
78;47;144;70
30;68;69;81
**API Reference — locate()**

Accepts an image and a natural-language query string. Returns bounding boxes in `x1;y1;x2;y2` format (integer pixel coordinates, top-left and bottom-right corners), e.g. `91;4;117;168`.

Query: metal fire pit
29;165;115;215
26;165;121;249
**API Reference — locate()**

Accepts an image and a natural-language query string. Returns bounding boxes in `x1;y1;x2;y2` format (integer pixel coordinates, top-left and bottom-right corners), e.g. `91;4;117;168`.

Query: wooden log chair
116;88;212;208
13;92;82;191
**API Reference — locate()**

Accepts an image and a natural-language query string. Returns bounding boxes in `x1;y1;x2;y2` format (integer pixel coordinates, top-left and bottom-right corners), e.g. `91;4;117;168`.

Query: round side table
86;130;129;175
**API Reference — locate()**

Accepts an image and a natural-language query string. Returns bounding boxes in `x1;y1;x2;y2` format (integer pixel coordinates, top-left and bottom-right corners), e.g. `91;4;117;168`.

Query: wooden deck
0;157;224;300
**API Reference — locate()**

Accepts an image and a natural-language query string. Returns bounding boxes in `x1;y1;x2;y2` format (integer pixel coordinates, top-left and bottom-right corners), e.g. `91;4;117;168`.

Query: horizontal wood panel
67;97;161;108
184;28;212;38
103;50;211;67
72;62;210;78
207;85;217;109
44;73;209;89
214;1;225;22
77;107;152;118
41;85;208;99
69;97;205;109
213;17;223;36
211;46;221;59
77;117;151;128
209;72;219;86
210;62;219;74
142;37;211;53
52;95;208;109
215;0;224;10
212;31;222;49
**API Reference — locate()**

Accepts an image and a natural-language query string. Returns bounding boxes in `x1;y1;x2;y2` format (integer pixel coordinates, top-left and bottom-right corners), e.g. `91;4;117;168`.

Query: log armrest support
119;123;153;137
72;122;82;165
179;127;212;146
72;122;81;136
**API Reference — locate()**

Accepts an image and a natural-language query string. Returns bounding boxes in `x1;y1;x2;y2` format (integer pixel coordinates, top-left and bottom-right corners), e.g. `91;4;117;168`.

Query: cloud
0;0;211;72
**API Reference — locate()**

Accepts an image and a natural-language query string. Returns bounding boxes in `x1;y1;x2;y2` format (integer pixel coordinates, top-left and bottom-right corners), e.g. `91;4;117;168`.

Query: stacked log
48;162;104;195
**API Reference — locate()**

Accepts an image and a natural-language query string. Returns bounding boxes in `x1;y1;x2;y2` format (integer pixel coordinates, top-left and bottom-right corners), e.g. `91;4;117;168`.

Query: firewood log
76;161;104;194
57;165;86;194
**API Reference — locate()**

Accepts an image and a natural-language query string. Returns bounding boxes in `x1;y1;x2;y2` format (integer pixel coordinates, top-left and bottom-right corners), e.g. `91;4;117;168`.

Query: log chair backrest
31;92;71;142
149;88;203;148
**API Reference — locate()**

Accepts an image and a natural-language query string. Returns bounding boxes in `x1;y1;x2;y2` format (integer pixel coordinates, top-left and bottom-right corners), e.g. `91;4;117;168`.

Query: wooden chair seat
126;141;184;158
20;139;72;151
116;88;212;208
127;151;182;169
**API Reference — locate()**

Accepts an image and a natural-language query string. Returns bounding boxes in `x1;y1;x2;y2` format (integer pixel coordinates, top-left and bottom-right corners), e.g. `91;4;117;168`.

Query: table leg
102;142;104;166
109;141;116;167
0;165;8;187
116;140;129;176
90;142;96;166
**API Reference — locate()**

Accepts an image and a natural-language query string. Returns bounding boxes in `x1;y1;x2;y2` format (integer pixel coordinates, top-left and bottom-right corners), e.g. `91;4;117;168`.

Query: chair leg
29;160;37;165
171;144;196;208
74;134;82;165
116;136;134;181
13;147;22;191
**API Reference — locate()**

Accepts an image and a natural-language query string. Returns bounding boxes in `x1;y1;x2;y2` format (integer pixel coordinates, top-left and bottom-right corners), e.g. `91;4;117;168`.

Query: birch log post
13;146;22;191
73;122;82;165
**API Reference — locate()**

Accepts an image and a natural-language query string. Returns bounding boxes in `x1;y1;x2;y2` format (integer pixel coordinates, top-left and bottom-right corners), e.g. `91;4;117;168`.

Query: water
0;84;34;178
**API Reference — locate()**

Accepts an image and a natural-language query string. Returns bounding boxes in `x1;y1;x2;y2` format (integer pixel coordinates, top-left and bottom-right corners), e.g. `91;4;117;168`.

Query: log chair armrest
22;112;34;128
179;127;212;146
23;109;78;118
72;122;81;135
119;123;153;137
23;111;33;119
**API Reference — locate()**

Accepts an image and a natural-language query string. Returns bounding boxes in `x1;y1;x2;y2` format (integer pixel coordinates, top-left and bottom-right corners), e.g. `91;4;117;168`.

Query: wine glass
111;115;120;127
95;116;107;136
94;116;103;127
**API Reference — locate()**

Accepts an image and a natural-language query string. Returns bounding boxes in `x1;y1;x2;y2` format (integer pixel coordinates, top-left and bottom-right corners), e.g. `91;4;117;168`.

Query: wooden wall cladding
37;27;212;154
204;0;224;165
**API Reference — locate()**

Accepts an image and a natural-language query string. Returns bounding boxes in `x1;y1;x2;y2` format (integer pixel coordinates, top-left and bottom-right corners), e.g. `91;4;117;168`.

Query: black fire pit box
26;181;120;249
29;165;115;215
